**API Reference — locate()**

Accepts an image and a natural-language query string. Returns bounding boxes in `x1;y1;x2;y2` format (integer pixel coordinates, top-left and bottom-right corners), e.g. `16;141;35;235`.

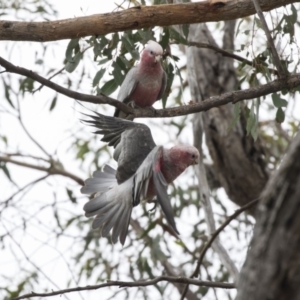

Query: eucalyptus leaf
92;69;106;87
65;38;79;62
49;95;57;111
100;79;118;96
272;93;288;108
65;51;82;73
276;107;285;123
112;61;125;86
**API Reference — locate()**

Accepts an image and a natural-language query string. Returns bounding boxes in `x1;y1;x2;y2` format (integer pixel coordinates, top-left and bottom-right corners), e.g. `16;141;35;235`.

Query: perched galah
114;40;167;119
81;112;199;245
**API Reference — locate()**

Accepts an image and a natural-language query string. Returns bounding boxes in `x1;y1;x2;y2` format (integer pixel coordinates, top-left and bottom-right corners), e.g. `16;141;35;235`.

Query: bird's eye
191;154;196;159
150;50;154;55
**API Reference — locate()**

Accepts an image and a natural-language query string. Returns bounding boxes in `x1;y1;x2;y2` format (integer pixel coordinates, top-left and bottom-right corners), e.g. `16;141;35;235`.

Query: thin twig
192;198;259;278
188;41;278;75
0;155;84;185
16;96;51;157
2;152;50;162
33;66;65;93
2;174;49;207
11;276;235;300
32;46;92;93
251;0;286;77
1;221;72;300
180;198;259;300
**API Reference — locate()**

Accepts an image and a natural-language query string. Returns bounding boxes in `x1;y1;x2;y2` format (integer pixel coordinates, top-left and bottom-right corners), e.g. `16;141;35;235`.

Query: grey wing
153;168;179;235
114;66;139;117
156;69;167;101
81;111;136;148
132;146;179;234
116;123;156;183
81;111;156;183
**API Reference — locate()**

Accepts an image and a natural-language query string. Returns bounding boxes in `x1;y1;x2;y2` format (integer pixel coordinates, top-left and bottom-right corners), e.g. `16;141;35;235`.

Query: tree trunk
236;130;300;300
187;21;269;211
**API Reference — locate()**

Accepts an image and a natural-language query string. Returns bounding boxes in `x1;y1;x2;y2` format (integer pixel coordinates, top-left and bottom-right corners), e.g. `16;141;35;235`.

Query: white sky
0;1;299;300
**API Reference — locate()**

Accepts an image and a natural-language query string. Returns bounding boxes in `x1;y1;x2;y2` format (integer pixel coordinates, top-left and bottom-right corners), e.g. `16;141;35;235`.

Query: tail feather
93;171;115;179
102;201;126;237
111;204;132;244
120;207;132;245
92;203;120;229
82;166;133;245
103;165;116;175
81;165;117;195
84;195;115;218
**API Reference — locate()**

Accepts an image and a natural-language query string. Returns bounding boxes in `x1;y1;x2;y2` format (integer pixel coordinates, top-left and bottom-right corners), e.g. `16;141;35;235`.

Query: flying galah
114;40;167;119
81;112;199;245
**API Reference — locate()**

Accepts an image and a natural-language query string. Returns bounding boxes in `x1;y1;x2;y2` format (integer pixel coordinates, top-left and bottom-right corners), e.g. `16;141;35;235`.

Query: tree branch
251;0;286;77
1;56;300;119
12;276;235;300
0;155;84;185
188;41;278;76
0;56;132;114
0;0;298;42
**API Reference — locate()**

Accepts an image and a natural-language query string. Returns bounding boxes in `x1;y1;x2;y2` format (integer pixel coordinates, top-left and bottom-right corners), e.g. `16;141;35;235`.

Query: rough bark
0;0;298;42
187;22;269;210
236;130;300;300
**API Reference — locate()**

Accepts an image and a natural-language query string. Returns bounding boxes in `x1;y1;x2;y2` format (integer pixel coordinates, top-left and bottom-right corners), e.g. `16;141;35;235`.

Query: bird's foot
145;106;157;116
148;200;158;213
127;101;139;109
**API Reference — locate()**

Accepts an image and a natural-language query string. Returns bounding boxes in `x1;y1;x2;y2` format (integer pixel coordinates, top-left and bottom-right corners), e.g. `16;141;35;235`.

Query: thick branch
0;0;297;42
0;156;84;185
1;56;300;119
12;276;234;300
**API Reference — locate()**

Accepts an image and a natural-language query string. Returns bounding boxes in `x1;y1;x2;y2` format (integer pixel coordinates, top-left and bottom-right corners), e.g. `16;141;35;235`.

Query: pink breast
131;84;160;108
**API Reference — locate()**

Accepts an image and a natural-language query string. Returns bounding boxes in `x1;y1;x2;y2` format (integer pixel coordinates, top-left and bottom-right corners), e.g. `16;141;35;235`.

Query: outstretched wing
81;112;156;183
132;146;179;235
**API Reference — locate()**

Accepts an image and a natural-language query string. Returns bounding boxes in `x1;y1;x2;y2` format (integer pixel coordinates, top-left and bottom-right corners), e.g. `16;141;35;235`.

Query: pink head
169;145;199;167
161;145;199;183
141;40;163;65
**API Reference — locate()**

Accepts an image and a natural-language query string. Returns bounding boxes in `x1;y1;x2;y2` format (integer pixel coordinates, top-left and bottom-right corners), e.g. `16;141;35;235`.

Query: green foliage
245;100;259;140
49;95;57;111
0;162;12;181
65;39;82;73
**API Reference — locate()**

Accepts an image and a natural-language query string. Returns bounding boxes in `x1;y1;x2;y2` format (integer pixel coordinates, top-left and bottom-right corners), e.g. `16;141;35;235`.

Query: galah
114;40;167;119
81;112;199;245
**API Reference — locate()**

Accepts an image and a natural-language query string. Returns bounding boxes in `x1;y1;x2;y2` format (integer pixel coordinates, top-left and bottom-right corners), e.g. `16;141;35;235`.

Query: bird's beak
155;55;162;63
194;157;199;165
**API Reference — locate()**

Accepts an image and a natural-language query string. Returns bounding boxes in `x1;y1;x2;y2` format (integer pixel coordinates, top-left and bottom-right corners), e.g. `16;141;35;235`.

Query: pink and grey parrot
81;112;199;245
114;40;167;118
